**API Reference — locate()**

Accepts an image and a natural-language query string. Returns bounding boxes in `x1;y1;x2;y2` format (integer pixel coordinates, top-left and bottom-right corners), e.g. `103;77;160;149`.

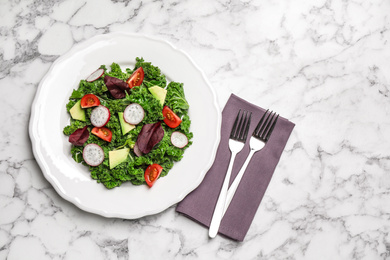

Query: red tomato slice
144;164;163;187
81;94;100;108
126;67;144;88
162;106;182;128
91;127;112;142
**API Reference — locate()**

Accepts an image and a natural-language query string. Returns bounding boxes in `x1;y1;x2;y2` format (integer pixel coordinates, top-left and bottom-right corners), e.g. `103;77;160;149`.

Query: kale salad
63;58;193;189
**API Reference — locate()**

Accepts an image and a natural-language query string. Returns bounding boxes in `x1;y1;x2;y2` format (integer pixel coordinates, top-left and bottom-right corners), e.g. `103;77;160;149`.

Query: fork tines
230;110;252;142
253;110;279;142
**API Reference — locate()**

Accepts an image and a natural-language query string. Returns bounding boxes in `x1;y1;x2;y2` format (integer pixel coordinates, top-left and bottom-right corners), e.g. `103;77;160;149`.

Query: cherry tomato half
144;164;163;187
80;94;100;108
91;127;112;142
126;67;144;88
162;106;182;128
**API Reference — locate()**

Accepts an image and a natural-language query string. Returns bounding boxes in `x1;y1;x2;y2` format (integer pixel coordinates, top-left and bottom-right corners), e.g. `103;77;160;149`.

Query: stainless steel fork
209;109;252;238
222;110;279;216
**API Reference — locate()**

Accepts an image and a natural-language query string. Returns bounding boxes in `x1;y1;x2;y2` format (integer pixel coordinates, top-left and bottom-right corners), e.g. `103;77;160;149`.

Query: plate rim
29;32;221;219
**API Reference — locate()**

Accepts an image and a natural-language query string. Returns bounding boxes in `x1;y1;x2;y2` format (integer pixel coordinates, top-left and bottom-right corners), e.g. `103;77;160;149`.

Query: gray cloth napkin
176;94;295;241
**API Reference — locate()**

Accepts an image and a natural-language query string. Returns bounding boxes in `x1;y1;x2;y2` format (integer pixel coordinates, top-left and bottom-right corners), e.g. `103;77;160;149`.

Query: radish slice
90;105;110;127
133;142;143;157
83;144;104;166
171;131;188;148
86;68;104;82
123;103;144;125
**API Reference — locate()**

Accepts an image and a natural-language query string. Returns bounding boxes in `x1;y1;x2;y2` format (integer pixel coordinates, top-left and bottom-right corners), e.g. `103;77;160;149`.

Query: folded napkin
176;94;295;241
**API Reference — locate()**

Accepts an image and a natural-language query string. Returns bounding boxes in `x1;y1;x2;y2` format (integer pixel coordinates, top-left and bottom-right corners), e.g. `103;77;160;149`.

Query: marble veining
1;0;390;259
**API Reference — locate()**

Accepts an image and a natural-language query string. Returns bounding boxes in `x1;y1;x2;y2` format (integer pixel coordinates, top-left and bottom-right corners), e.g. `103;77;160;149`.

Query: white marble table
1;0;390;259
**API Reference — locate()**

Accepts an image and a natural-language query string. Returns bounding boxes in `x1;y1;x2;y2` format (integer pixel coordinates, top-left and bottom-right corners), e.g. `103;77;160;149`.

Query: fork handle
223;149;256;216
209;151;238;238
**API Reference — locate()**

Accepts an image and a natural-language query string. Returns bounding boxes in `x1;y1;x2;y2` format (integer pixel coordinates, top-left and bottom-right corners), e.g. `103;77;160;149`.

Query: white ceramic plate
29;33;221;219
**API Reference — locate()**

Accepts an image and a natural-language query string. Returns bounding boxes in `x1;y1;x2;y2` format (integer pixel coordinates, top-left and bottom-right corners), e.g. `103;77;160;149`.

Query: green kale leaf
135;57;167;88
165;82;189;116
